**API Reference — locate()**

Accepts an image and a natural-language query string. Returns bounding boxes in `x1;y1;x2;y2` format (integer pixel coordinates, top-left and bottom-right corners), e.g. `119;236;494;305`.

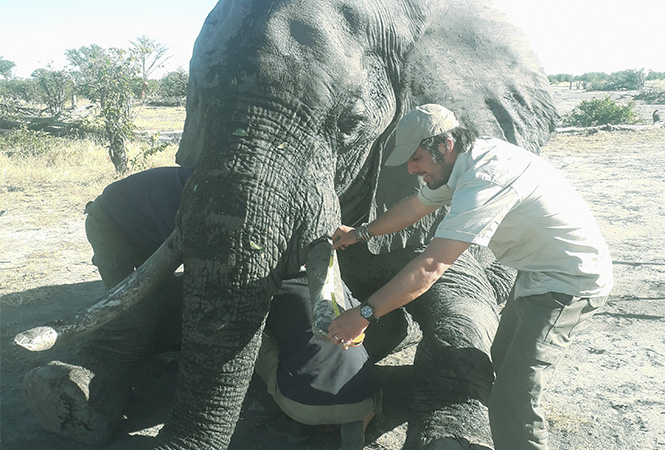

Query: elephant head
158;0;557;448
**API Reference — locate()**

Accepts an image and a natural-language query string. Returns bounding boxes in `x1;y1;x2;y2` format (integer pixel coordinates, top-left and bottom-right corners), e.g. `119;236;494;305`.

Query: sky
2;0;664;79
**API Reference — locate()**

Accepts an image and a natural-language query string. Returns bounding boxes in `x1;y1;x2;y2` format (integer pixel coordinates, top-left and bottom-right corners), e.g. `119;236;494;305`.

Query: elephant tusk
306;238;346;341
13;231;183;352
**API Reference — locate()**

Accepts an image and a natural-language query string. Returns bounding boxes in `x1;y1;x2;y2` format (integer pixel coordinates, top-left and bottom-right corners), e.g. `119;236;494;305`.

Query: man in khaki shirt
329;104;613;450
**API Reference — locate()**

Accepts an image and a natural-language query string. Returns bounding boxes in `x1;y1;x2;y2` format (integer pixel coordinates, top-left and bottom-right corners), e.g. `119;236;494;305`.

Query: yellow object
350;333;365;347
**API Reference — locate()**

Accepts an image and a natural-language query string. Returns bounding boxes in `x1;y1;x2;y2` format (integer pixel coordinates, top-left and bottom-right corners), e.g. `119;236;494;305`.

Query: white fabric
420;137;613;298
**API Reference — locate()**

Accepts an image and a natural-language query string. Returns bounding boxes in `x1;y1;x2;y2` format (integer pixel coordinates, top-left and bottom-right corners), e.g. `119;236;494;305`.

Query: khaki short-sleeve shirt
419;138;613;298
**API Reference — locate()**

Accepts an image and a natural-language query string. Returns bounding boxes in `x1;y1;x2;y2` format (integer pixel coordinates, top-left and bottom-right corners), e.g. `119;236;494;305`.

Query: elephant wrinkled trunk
160;102;342;448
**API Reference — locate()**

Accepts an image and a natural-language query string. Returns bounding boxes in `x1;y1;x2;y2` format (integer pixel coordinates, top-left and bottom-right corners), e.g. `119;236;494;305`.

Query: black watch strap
359;301;379;323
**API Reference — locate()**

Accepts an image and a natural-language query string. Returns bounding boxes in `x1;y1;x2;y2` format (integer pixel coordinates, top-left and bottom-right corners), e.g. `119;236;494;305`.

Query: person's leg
490;294;519;374
84;198;150;290
255;332;380;449
254;333;314;443
489;293;605;450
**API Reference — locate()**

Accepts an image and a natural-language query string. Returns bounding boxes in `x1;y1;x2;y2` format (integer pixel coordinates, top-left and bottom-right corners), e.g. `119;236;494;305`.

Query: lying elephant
23;0;557;448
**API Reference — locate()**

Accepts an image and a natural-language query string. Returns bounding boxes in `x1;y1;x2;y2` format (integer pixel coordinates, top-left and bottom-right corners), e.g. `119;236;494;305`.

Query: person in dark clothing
84;165;194;290
83;166;379;449
256;274;381;449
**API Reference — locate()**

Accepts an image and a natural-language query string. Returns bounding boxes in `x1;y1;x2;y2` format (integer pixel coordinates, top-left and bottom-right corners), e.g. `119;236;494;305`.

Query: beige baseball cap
386;104;459;166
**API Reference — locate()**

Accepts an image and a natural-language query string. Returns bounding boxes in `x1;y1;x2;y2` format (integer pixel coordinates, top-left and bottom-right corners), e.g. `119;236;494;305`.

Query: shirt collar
446;143;473;192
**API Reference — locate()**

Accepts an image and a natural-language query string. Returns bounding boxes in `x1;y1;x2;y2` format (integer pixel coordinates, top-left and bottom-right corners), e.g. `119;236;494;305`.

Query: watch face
361;305;372;318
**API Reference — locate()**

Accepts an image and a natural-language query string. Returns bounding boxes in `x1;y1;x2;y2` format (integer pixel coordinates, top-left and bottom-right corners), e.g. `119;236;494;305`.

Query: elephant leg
23;275;183;446
403;251;500;450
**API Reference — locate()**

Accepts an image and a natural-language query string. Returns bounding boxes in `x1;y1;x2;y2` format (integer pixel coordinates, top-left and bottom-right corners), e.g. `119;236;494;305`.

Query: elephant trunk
160;105;340;449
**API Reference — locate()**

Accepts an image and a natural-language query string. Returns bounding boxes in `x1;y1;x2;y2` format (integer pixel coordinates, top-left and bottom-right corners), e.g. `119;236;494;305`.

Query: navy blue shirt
99;166;194;250
267;276;379;406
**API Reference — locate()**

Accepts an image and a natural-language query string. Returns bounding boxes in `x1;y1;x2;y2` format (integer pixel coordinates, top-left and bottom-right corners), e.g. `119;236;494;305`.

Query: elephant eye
332;99;369;153
338;114;365;138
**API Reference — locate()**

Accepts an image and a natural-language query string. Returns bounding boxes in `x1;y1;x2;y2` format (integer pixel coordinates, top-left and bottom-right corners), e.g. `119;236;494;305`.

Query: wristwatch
359;301;379;323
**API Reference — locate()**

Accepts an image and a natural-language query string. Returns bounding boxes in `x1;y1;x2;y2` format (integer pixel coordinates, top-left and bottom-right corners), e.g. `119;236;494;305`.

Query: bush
646;71;665;81
564;97;637;127
0;128;64;158
583;69;646;91
32;67;74;116
635;85;665;104
155;69;188;106
0;79;40;106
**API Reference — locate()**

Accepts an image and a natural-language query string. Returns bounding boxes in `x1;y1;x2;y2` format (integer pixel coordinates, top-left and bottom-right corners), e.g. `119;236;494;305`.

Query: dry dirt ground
1;86;664;449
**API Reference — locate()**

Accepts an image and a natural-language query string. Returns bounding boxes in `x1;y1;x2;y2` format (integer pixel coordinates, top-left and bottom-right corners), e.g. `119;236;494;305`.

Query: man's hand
327;306;368;349
332;225;359;250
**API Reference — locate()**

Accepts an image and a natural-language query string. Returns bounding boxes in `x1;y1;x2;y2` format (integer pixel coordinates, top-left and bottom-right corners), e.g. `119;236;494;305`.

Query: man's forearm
368;195;438;237
367;238;471;318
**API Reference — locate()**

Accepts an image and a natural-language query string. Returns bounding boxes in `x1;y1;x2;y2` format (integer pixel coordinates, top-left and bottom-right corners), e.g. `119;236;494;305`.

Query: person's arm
332;194;439;250
327;238;471;345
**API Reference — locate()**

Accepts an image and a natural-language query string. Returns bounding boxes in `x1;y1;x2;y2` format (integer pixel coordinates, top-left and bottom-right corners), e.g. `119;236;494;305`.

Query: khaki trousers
489;291;606;450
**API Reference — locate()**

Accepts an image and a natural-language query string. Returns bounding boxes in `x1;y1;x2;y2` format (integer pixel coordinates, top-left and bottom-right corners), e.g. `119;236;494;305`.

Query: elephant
23;0;558;448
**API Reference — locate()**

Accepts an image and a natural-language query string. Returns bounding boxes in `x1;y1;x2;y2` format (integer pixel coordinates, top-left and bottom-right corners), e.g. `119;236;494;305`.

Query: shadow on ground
1;282;413;450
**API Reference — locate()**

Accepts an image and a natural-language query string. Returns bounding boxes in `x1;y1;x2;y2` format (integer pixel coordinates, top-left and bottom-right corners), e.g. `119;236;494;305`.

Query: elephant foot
22;360;130;446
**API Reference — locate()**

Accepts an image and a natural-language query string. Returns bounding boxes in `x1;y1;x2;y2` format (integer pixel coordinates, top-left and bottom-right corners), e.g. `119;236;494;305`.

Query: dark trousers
83;197;183;362
84;197;153;290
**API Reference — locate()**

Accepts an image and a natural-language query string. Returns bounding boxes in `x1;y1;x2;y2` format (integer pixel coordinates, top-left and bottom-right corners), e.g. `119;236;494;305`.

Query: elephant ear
400;0;559;151
368;0;559;255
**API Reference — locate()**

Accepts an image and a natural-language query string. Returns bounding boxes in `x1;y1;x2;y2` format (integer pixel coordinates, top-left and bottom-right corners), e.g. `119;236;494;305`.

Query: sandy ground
1;86;664;449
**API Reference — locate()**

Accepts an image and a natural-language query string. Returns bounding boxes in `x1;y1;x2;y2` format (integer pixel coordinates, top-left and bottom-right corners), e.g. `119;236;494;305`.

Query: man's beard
425;175;446;190
423;158;450;190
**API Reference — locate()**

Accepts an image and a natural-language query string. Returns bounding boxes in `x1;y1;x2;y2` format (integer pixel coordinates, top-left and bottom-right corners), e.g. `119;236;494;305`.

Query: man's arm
327;238;471;345
332;194;439;250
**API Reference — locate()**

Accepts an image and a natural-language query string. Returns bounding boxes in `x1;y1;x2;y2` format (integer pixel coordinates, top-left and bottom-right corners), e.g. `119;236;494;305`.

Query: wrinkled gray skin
26;0;556;448
156;0;558;448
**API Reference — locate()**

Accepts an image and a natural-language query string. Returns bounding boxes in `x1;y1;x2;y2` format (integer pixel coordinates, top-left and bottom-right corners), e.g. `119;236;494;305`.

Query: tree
0;79;39;106
32;66;73;115
606;69;645;91
0;57;16;80
159;69;188;102
67;45;142;173
646;71;665;81
130;35;171;83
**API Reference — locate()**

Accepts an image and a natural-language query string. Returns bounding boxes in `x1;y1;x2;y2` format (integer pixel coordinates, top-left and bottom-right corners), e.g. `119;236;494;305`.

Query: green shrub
646;71;665;81
0;128;62;158
564;97;637;127
154;69;188;106
128;133;173;171
0;79;40;106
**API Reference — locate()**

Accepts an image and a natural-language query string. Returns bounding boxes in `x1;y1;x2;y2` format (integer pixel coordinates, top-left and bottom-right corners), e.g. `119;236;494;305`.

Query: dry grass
544;125;665;152
0;128;181;303
134;105;186;132
0;135;179;205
